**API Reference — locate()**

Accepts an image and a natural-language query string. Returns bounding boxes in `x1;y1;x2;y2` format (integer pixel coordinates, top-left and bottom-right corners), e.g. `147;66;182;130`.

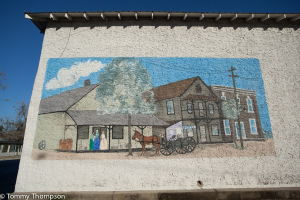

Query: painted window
221;92;226;100
167;100;174;114
209;104;214;114
247;96;254;112
78;126;89;139
199;102;204;116
187;103;193;114
223;120;231;135
235;122;246;139
212;125;219;135
184;126;195;137
195;84;201;93
112;126;124;139
249;119;257;134
187;129;194;137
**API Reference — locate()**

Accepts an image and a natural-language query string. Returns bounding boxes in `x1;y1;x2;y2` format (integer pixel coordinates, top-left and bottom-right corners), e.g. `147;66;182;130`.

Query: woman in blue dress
93;130;100;150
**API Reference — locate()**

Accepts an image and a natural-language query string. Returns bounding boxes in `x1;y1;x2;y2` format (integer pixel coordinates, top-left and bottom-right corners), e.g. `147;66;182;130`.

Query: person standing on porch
100;130;107;150
90;133;95;150
93;130;100;150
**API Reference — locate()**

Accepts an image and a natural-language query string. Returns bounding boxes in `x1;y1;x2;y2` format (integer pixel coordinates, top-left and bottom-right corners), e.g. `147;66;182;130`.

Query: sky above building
0;0;299;119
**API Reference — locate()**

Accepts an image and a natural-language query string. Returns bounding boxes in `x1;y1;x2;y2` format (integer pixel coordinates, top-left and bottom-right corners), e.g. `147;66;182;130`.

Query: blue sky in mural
1;0;299;120
42;57;272;134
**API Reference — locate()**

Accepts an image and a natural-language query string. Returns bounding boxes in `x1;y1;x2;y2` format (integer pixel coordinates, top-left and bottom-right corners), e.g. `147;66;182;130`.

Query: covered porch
65;110;169;153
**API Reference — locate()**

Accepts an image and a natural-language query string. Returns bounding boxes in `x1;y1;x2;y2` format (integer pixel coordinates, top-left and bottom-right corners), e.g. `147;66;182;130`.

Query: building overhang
67;110;170;126
25;11;300;33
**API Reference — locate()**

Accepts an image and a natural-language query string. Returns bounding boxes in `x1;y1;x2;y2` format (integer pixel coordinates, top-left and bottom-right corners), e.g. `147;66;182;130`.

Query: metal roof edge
24;11;300;14
25;11;300;33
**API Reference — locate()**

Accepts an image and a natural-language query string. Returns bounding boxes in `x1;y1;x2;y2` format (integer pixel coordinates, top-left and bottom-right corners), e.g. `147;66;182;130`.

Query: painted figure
89;133;94;150
100;131;107;150
93;130;100;150
132;129;160;155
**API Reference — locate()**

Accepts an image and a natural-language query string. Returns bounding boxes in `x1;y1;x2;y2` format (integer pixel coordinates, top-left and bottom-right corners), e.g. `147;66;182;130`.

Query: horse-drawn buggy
132;130;197;156
159;135;196;156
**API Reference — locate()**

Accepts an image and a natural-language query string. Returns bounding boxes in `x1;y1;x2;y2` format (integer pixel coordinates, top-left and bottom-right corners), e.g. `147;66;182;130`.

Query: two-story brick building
210;85;264;142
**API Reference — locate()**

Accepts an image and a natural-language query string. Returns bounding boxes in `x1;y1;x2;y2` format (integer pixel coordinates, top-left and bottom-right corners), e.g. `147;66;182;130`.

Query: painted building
153;76;225;144
16;11;300;194
35;81;168;151
152;77;264;144
210;85;264;142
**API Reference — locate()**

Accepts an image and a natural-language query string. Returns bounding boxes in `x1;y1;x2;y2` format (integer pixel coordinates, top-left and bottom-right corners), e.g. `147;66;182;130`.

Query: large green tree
95;57;156;115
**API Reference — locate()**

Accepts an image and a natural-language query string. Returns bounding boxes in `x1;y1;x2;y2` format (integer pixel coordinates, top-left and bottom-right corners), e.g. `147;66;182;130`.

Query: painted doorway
235;122;246;139
200;126;207;142
92;127;107;138
92;127;108;150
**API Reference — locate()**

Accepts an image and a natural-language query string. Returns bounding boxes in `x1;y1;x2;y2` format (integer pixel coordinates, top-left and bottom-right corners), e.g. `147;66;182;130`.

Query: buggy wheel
183;137;196;153
38;140;46;150
174;138;187;154
159;140;174;156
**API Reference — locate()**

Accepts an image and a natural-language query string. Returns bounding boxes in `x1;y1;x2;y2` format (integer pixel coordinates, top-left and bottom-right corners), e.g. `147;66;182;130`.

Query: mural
32;57;275;160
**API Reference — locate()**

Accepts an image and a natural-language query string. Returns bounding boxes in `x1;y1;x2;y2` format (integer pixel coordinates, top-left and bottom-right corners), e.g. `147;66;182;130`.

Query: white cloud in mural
45;60;105;90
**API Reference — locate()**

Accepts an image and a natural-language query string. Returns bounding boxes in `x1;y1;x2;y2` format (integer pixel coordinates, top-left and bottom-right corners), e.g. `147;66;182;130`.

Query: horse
132;129;160;155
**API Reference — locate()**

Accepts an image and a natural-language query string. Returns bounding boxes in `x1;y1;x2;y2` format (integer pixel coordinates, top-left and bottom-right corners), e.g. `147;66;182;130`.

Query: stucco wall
16;19;300;192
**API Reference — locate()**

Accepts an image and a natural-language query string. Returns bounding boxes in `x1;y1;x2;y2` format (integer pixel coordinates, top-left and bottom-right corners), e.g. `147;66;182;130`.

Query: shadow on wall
36;152;46;160
46;18;300;31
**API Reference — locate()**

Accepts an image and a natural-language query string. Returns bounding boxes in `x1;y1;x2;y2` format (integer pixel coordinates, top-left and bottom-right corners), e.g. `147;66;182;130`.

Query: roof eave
25;11;300;33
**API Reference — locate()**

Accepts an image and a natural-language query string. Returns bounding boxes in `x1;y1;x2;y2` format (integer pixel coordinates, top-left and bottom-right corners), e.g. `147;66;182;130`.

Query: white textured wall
16;19;300;192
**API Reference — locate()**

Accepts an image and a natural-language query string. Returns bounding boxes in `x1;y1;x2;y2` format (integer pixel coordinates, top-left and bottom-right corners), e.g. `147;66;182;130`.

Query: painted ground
31;139;275;160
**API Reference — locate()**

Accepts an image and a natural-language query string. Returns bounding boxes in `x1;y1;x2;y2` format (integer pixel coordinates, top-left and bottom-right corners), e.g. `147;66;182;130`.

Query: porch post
128;113;132;155
109;126;111;151
76;126;79;152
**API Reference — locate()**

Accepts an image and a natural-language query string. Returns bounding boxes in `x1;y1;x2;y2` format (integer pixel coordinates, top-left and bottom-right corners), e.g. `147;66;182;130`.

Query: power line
93;0;102;11
237;77;260;81
147;58;228;72
143;60;228;74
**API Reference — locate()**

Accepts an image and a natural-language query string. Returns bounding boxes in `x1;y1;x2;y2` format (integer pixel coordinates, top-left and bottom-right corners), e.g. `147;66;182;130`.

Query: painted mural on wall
32;57;275;160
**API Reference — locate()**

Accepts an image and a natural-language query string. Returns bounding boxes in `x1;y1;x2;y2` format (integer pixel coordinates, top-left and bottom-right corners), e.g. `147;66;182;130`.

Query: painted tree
222;98;242;148
94;57;157;154
221;98;241;120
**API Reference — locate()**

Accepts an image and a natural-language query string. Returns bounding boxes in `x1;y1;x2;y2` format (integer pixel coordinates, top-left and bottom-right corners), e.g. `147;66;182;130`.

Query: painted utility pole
191;99;200;144
228;66;244;149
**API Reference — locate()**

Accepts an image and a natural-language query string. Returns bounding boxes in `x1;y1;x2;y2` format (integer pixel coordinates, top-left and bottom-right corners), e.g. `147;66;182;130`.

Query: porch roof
67;110;169;126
